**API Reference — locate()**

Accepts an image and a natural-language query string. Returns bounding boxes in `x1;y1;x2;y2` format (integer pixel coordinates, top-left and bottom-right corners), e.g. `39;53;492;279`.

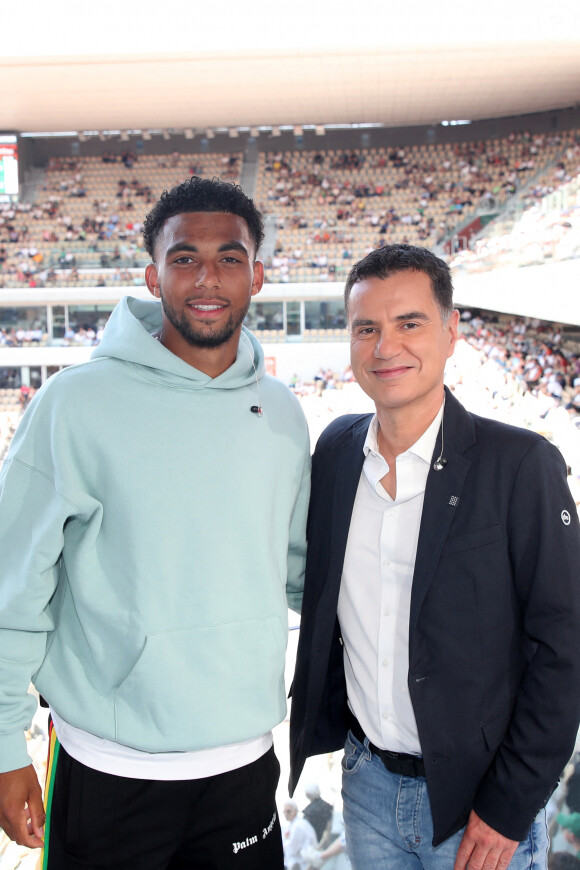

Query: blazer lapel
409;391;475;639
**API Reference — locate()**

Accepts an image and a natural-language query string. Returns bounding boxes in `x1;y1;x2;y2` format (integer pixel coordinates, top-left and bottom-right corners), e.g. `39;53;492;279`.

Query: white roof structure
2;0;580;134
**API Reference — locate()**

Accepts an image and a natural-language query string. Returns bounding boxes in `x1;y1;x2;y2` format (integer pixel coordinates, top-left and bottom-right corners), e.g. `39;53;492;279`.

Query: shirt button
382;712;391;721
382;659;389;668
384;608;391;617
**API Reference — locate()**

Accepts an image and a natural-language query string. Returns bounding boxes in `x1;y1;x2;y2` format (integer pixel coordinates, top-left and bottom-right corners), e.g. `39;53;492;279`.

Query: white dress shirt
337;405;443;755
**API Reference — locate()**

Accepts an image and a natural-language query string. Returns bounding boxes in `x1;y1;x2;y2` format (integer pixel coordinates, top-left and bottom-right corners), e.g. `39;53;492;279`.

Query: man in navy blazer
290;244;580;870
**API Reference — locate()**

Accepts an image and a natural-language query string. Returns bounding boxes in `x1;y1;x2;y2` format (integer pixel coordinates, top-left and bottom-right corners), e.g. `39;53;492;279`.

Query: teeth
193;304;223;310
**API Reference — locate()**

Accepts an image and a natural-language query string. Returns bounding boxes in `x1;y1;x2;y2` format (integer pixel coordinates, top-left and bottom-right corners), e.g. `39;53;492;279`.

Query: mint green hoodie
0;296;310;772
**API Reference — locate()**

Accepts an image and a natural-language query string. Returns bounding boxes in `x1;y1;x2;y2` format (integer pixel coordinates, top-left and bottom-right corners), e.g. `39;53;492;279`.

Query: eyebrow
350;318;377;329
164;240;250;259
395;311;430;322
350;312;430;330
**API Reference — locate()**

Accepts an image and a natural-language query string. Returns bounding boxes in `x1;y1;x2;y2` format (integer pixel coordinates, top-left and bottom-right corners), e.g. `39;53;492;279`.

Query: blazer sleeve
472;437;580;840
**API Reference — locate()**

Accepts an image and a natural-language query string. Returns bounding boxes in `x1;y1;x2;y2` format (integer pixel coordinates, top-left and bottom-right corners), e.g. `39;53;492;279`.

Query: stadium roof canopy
2;0;580;136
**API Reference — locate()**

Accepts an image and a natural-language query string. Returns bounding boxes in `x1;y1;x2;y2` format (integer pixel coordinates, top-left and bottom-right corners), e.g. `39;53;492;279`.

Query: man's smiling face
146;211;263;361
348;269;458;418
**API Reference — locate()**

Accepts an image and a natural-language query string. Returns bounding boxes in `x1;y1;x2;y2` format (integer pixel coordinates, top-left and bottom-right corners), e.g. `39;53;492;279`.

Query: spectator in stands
565;762;580;813
282;800;318;870
302;783;333;842
18;384;33;408
558;814;580;859
315;833;348;865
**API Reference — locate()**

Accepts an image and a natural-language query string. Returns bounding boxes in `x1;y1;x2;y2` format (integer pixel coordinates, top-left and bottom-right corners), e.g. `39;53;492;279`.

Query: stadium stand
256;129;579;283
0;151;241;287
2;128;579;292
450;148;580;273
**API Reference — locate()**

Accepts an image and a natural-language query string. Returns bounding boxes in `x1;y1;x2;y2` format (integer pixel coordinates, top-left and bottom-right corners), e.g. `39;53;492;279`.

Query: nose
194;262;220;290
374;328;401;361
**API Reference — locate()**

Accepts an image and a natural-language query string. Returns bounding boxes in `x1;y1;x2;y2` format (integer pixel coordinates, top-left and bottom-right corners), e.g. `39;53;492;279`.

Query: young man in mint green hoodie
0;176;310;869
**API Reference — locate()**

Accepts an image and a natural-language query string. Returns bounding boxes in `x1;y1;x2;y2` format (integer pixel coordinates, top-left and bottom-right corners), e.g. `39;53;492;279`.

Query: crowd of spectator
0;321;108;349
457;314;580;423
0;150;241;287
0;327;45;346
258;129;580;283
522;139;580;203
0;129;578;289
450;143;580;274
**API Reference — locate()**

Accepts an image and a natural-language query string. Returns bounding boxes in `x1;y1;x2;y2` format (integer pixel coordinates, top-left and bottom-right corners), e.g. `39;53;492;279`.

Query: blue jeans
342;731;549;870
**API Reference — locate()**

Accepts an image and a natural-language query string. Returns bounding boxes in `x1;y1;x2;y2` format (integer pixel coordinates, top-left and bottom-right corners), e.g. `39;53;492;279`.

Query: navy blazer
290;388;580;846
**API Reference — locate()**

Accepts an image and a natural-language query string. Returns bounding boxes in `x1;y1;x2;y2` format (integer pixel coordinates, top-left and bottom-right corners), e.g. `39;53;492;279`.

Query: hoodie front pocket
114;617;286;752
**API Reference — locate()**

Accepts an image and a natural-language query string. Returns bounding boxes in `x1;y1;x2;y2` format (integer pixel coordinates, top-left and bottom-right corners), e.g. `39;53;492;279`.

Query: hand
0;765;45;849
454;810;519;870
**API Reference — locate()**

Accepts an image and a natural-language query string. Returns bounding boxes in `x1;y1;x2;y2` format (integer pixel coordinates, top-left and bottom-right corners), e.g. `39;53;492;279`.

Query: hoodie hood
92;296;264;390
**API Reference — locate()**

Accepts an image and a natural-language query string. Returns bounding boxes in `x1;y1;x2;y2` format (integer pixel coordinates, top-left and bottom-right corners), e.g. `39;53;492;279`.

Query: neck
158;327;242;378
376;390;445;460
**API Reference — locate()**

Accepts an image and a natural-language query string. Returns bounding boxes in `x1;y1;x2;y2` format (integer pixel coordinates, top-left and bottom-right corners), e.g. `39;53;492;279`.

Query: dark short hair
344;244;454;322
142;176;264;260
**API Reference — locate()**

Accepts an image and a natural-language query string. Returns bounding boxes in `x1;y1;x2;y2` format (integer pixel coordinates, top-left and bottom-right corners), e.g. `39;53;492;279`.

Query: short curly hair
142;176;264;260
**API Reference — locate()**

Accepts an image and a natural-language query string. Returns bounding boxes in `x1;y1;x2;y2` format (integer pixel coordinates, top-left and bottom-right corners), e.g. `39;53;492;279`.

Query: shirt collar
363;401;445;465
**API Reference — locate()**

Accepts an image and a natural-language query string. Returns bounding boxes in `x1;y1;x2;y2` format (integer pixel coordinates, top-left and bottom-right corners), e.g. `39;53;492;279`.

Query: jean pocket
341;730;368;775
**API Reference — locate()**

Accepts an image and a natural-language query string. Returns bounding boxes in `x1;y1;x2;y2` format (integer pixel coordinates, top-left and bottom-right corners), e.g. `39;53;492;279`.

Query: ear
251;260;264;298
145;263;160;298
446;308;460;358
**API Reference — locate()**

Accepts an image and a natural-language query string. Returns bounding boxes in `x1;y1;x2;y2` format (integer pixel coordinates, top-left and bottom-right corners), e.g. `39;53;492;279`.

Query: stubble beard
159;288;250;349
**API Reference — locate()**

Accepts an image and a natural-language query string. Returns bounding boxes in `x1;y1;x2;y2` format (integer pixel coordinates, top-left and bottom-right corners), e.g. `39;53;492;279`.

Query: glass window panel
29;367;42;389
0;368;20;388
245;301;284;331
286;301;301;336
304;300;347;329
68;305;114;331
0;306;47;332
66;305;113;345
52;305;65;339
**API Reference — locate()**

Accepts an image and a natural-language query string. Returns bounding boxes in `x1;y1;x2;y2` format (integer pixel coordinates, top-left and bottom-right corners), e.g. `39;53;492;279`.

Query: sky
4;0;579;57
